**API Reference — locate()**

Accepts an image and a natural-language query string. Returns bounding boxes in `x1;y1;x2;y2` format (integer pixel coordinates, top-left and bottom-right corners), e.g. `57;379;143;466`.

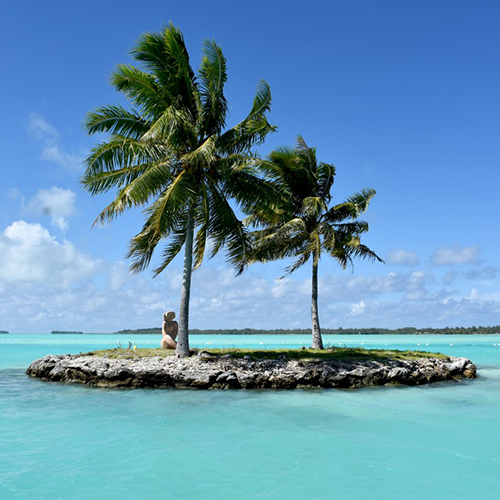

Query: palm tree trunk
311;260;323;349
176;213;194;358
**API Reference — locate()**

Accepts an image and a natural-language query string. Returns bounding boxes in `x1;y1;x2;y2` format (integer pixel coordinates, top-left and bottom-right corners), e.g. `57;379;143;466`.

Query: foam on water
1;334;500;499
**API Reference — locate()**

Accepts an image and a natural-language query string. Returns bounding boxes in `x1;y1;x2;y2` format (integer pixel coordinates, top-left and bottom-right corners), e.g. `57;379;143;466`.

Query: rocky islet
26;350;477;390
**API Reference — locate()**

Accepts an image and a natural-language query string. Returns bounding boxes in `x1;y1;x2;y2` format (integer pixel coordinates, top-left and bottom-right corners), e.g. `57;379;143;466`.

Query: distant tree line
110;326;500;335
0;330;8;334
51;331;84;335
114;328;161;335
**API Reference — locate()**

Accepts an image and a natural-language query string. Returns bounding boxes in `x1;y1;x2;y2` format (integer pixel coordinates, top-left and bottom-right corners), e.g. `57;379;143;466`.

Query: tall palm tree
81;24;275;357
247;136;383;349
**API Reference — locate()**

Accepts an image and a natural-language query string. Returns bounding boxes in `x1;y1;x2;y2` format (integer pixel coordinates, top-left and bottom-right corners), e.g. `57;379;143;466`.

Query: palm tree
81;24;275;357
247;136;383;349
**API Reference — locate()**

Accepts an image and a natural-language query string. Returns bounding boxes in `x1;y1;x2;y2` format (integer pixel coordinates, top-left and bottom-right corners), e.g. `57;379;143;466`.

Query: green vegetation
58;326;500;335
0;330;8;334
81;24;275;357
85;347;448;362
87;348;176;359
245;137;382;348
114;328;162;335
51;331;83;335
324;326;500;335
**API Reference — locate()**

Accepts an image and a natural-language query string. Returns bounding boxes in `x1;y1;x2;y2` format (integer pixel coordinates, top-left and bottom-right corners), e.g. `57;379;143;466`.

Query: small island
0;331;8;334
26;348;476;390
51;331;84;335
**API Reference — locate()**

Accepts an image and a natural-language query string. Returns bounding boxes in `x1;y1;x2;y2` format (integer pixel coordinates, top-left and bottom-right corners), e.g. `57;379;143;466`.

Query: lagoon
1;334;499;499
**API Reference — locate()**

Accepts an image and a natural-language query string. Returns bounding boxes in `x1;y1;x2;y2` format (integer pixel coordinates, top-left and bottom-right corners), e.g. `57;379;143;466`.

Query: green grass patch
84;347;449;362
85;348;175;359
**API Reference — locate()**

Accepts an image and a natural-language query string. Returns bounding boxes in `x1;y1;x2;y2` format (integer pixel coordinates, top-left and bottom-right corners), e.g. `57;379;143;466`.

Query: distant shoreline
48;326;500;336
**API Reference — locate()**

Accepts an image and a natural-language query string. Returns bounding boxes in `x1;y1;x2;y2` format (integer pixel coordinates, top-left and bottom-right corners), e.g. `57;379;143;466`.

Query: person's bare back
161;311;178;349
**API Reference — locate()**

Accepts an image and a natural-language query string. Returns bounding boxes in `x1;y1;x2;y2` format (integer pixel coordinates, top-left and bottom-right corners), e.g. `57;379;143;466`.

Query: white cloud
25;187;77;230
349;300;365;316
321;295;500;329
271;277;304;300
432;245;480;266
27;113;84;173
107;262;131;291
40;144;83;173
321;270;431;302
0;221;98;286
385;249;420;266
27;114;58;141
2;260;499;333
0;230;498;333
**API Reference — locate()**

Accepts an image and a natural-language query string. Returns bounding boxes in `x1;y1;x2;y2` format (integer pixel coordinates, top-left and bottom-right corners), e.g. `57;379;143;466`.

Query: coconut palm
81;24;275;357
247;136;383;349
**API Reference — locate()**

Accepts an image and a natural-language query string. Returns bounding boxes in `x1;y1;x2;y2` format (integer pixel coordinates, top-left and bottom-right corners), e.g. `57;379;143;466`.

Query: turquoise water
1;334;499;499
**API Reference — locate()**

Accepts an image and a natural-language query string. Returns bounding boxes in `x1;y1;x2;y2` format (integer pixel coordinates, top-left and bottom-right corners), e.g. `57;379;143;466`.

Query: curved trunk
311;259;323;349
176;214;194;357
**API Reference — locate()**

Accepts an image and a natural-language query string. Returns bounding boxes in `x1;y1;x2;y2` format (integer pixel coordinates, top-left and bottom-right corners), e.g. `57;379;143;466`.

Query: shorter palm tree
247;136;383;349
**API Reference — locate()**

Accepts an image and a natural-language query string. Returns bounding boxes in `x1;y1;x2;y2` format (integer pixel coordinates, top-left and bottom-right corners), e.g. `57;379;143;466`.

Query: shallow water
1;334;499;499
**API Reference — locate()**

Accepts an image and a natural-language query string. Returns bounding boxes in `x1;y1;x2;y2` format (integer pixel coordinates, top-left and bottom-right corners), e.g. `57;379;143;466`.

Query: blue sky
1;0;499;333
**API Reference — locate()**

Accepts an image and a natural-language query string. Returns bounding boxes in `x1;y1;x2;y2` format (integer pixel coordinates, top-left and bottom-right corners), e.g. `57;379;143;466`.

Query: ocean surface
1;334;499;500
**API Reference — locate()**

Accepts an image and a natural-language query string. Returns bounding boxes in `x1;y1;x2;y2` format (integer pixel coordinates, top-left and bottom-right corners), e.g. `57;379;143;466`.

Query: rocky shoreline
26;351;477;390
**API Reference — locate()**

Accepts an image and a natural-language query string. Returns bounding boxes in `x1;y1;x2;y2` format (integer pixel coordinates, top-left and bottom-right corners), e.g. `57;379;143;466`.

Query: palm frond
217;155;282;216
130;30;171;75
345;188;376;214
92;188;138;226
348;242;384;263
295;135;317;172
181;135;217;171
218;80;276;154
152;222;189;276
332;220;369;236
130;24;197;115
284;250;311;275
161;24;197;114
309;231;322;265
198;39;228;137
81;164;150;196
127;223;163;274
316;162;335;200
142;106;196;149
323;201;360;223
328;242;352;270
145;169;196;235
82;138;170;194
352;243;384;264
206;183;250;274
193;180;209;270
89;161;174;225
249;218;307;263
85;106;150;138
110;65;168;117
301;196;327;218
248;80;273;120
323;189;376;223
126;171;196;273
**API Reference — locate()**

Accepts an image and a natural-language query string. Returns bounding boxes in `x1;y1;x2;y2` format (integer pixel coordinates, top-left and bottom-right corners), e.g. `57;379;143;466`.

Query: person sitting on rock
161;311;178;349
